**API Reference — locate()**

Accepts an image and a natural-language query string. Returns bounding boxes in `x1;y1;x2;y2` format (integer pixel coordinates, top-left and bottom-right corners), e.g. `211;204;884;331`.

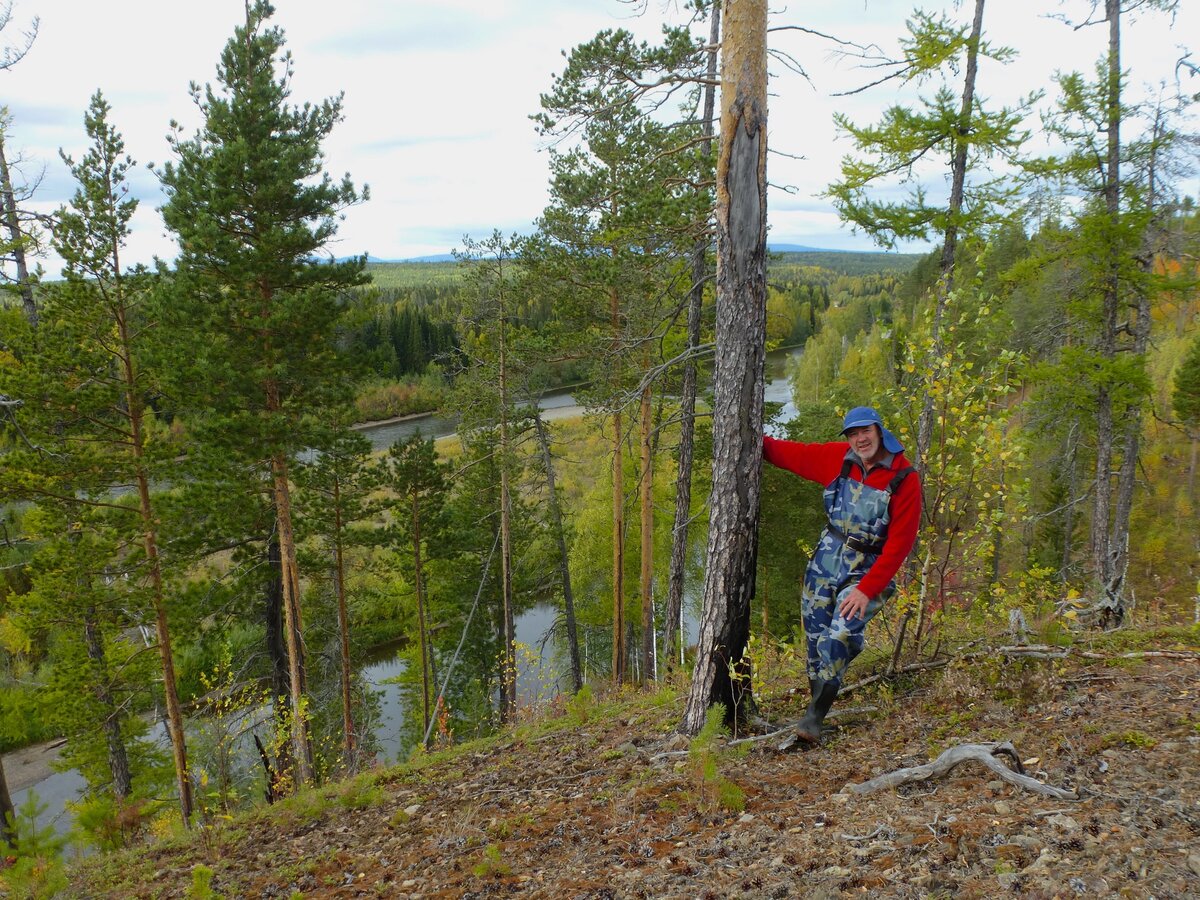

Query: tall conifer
158;0;366;785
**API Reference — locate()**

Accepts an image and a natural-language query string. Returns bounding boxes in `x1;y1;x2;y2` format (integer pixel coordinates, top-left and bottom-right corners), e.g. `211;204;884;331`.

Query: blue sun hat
841;406;904;454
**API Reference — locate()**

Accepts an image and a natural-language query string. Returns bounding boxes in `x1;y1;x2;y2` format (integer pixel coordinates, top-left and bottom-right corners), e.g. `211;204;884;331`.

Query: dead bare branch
845;741;1079;800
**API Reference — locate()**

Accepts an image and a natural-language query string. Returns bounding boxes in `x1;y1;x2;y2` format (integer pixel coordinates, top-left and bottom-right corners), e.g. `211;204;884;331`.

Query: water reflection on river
355;346;801;450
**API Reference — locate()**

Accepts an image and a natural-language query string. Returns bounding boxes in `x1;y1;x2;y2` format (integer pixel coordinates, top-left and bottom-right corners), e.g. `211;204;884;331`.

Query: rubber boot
794;680;839;744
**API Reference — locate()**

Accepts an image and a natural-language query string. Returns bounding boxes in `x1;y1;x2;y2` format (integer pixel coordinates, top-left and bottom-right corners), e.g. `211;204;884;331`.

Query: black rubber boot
794;680;839;744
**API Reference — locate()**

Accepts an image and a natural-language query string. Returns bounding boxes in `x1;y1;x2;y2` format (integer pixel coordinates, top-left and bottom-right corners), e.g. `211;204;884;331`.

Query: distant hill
770;248;924;276
357;244;924;284
768;242;846;253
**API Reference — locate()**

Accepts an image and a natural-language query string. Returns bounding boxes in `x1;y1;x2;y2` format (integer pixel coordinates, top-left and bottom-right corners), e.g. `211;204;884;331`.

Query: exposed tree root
844;741;1079;799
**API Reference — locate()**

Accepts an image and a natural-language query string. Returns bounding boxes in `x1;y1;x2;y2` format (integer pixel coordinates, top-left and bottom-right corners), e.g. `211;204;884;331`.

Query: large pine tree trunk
264;538;293;733
0;133;36;330
665;1;721;670
682;0;768;735
83;611;133;801
533;412;582;692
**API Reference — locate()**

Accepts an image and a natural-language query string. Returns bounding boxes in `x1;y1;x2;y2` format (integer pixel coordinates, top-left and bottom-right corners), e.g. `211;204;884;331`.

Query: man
763;407;921;743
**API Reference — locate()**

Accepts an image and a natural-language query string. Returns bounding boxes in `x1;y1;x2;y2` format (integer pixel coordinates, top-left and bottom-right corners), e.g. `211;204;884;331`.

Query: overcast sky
2;0;1196;274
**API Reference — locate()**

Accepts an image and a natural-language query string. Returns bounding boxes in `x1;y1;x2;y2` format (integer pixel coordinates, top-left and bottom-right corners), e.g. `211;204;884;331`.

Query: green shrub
187;864;221;900
472;843;511;878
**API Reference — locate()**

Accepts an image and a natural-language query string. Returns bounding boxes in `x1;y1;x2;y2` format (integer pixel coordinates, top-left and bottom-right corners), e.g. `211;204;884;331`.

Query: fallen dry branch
844;741;1078;800
1078;649;1200;661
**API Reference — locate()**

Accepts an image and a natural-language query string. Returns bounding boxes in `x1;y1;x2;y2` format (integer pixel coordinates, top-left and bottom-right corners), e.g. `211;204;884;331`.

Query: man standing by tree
763;407;921;743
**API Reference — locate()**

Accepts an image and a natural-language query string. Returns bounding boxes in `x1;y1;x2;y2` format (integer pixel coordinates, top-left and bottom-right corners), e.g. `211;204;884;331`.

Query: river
5;345;802;843
353;345;802;450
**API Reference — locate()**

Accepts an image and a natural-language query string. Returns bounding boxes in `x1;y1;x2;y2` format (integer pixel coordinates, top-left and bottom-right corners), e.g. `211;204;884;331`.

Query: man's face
845;424;882;463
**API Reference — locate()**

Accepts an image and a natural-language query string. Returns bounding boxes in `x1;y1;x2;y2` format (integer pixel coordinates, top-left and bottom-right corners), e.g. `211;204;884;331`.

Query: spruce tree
294;425;378;766
158;0;366;785
383;435;448;745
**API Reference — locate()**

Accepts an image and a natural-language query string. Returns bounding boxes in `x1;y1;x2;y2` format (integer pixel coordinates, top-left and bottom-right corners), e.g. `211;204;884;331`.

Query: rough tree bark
665;0;721;669
269;450;313;786
681;0;768;735
264;539;294;775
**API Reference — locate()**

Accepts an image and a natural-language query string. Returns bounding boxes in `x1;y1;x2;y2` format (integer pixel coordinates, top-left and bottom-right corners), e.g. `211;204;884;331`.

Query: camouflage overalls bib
803;453;914;688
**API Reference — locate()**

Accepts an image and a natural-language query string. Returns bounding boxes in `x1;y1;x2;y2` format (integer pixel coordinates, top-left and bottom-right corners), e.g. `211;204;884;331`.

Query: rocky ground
67;632;1200;899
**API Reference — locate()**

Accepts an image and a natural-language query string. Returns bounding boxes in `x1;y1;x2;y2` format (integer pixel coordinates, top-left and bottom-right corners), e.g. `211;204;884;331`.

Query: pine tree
532;25;706;684
0;93;188;823
158;0;366;785
383;435;448;744
682;0;769;734
50;92;194;823
450;232;526;716
295;425;379;766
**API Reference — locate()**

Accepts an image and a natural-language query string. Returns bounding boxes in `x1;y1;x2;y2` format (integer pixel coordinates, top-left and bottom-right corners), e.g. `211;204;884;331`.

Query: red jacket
763;435;921;599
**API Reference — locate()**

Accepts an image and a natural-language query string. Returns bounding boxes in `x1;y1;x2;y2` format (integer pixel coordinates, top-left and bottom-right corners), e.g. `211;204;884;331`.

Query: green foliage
1173;334;1200;429
353;374;445;421
892;291;1026;613
1100;730;1157;750
564;683;594;725
2;792;63;858
0;792;68;900
187;863;221;900
827;7;1031;250
70;795;154;853
336;775;383;811
472;842;512;878
686;704;745;814
0;683;53;753
157;0;367;461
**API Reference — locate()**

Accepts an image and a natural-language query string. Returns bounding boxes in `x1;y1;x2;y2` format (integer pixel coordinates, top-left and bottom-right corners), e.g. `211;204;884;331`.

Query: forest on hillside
0;0;1197;892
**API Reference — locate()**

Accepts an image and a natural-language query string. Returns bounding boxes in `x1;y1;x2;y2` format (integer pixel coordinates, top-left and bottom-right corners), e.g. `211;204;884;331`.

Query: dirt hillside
69;634;1200;899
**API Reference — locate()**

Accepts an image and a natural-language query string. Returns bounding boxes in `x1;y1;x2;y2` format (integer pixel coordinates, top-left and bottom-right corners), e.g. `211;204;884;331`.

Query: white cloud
1;0;1195;276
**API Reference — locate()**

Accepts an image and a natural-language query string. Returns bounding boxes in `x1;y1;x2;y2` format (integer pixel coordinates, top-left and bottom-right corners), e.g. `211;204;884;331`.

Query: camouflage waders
802;453;915;688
